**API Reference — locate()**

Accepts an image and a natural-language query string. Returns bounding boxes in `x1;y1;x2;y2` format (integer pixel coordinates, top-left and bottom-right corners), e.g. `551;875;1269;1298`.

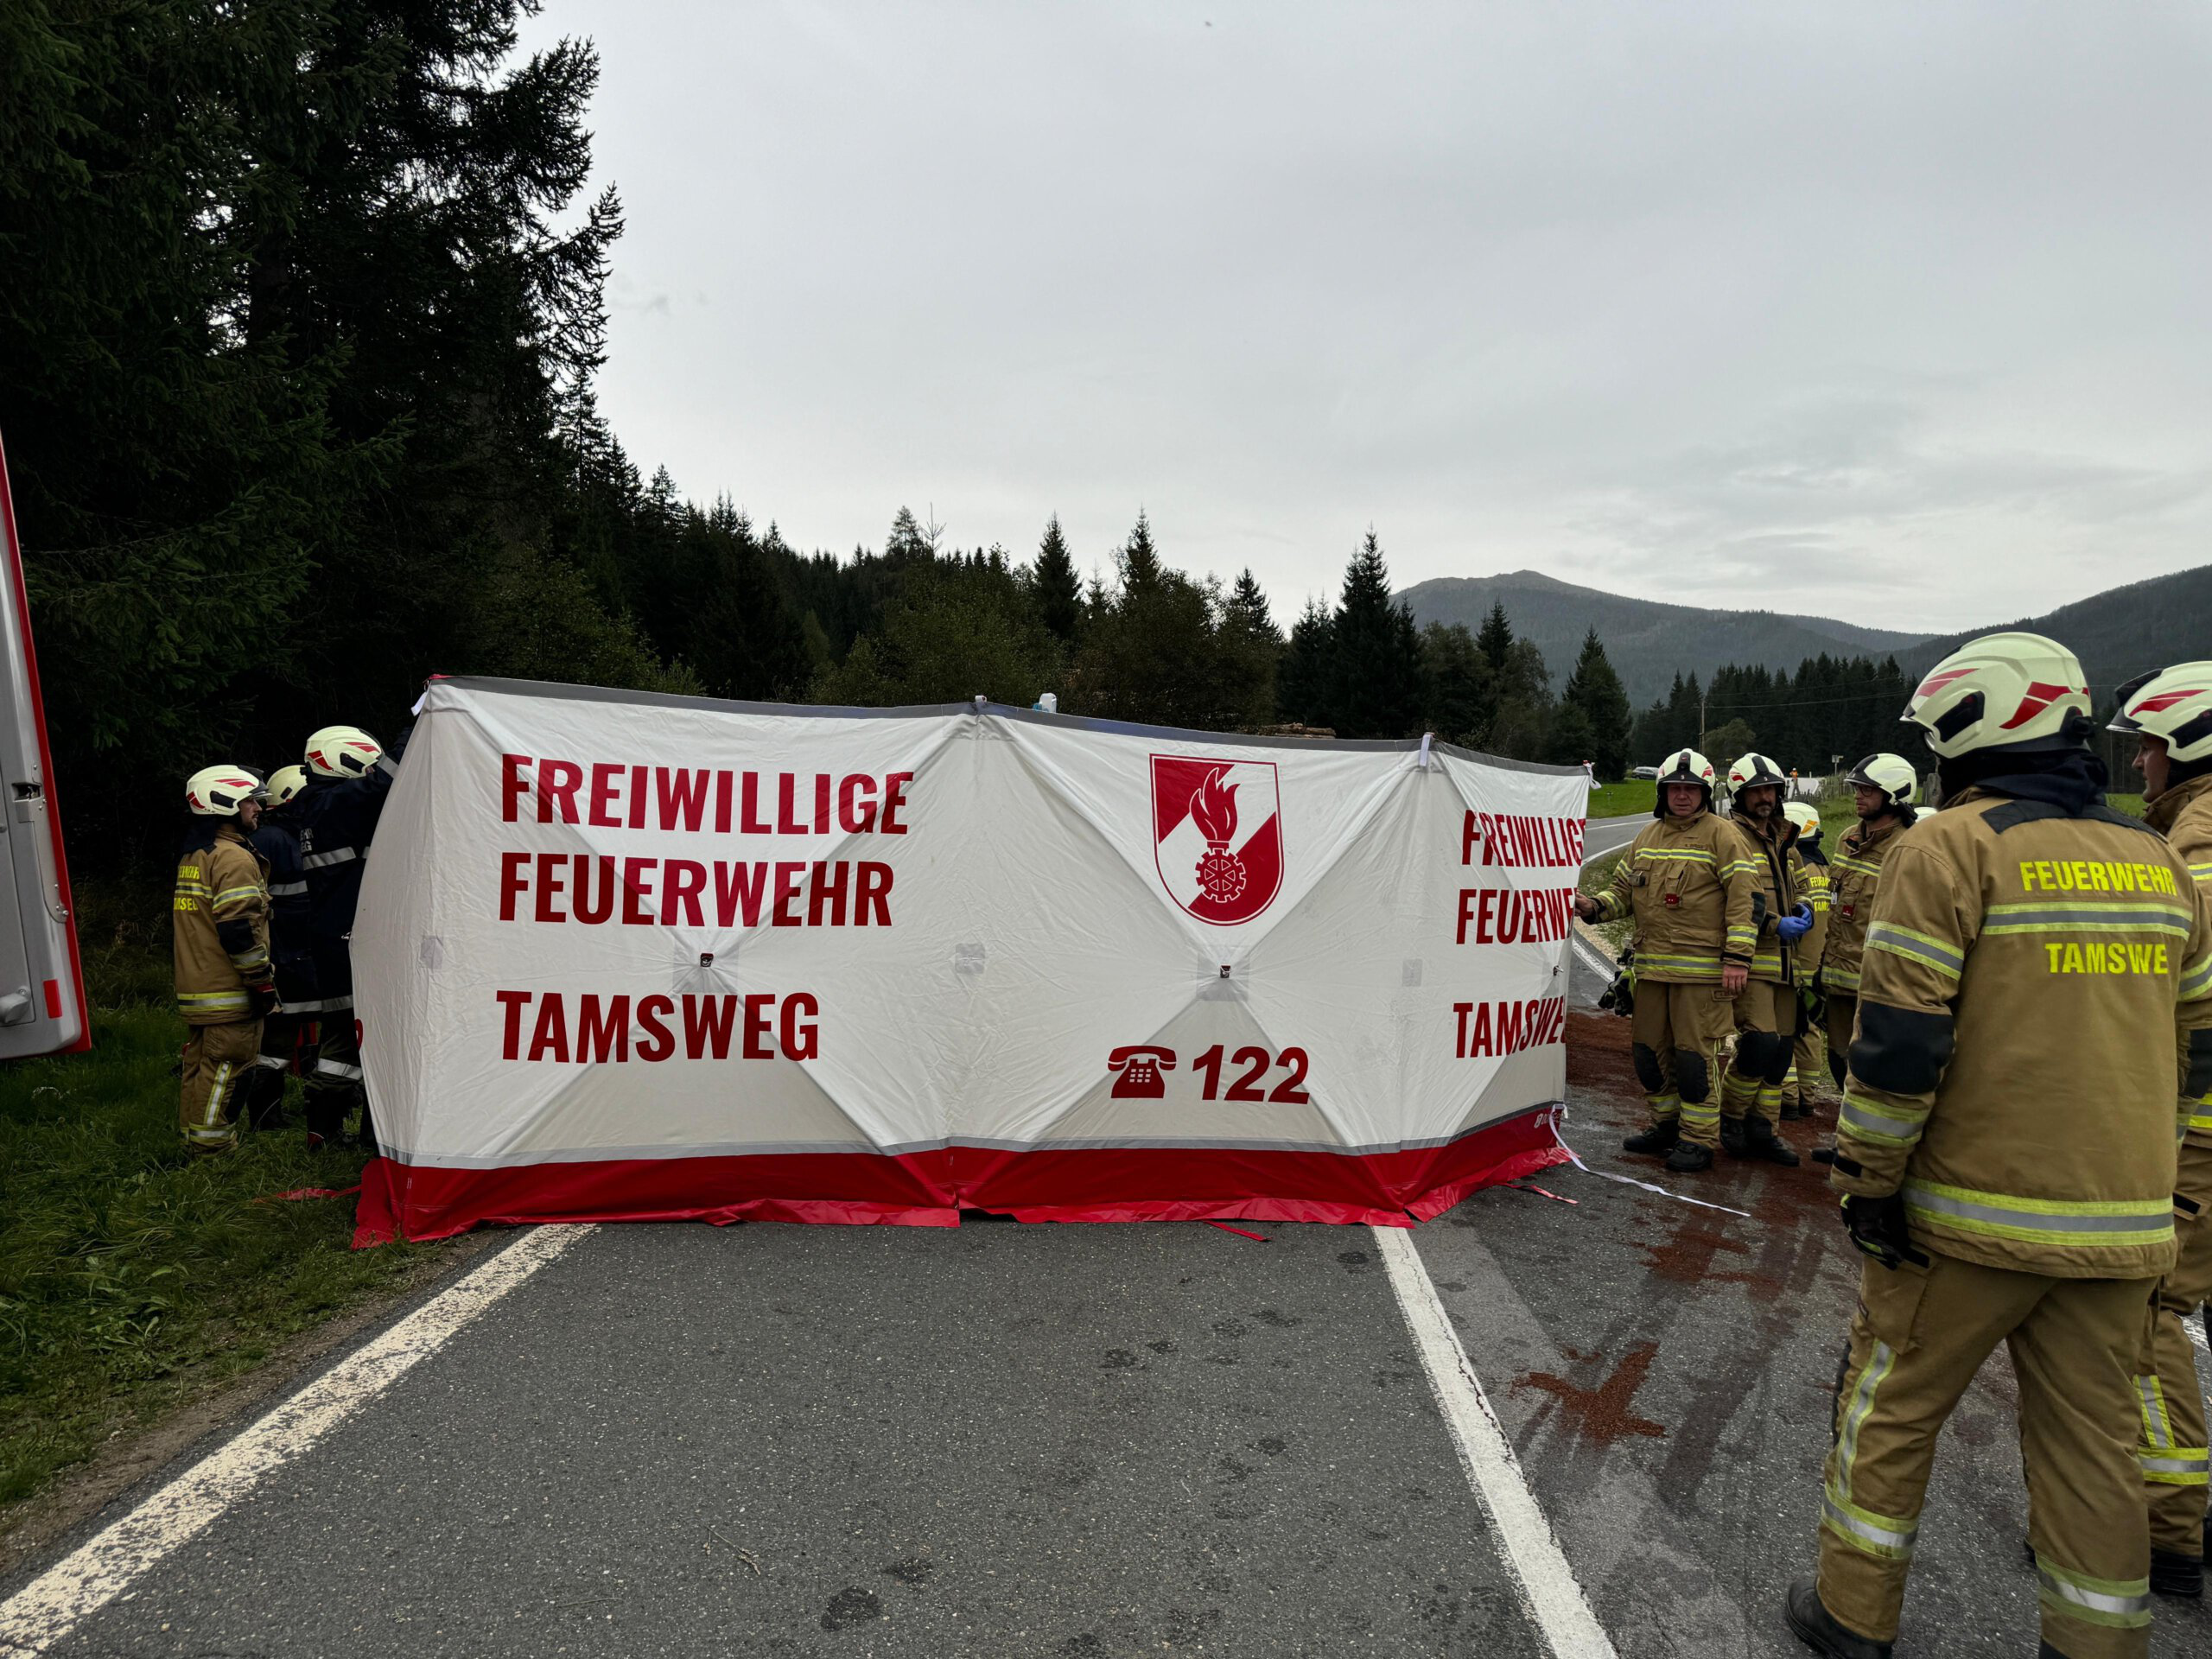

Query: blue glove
1776;902;1815;943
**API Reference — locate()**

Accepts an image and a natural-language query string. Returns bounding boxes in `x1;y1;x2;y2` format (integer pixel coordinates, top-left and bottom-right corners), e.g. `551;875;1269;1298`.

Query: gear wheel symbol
1195;847;1248;905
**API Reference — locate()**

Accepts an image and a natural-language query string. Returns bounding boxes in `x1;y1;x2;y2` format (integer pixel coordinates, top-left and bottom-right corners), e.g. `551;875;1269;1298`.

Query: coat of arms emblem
1149;755;1284;925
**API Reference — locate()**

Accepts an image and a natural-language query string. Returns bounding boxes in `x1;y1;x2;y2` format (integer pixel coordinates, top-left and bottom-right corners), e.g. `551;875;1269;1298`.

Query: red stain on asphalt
1514;1343;1668;1446
1565;1010;1645;1103
1637;1212;1753;1287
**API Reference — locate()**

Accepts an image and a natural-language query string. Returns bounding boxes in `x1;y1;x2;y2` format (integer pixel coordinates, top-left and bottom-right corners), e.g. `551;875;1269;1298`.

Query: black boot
304;1094;346;1151
1780;1094;1809;1121
1623;1120;1680;1156
1811;1145;1837;1166
2151;1546;2203;1598
1663;1142;1713;1173
1719;1114;1749;1157
1783;1580;1891;1659
1744;1113;1802;1166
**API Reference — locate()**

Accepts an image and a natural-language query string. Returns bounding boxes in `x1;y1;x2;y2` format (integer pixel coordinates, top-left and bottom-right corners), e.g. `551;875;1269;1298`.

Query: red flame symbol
1191;766;1239;846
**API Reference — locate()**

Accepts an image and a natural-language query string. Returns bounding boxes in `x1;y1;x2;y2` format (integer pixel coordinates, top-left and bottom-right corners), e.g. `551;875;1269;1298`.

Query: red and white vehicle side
0;433;88;1056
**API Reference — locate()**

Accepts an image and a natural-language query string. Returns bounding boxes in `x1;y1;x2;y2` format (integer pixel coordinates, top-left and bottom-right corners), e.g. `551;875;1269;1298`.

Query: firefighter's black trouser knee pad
1631;1043;1666;1095
1732;1029;1789;1085
1827;1046;1848;1090
1673;1048;1712;1104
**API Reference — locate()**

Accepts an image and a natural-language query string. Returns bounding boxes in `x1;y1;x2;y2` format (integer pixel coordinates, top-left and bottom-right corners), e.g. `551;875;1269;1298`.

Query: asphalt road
5;810;2207;1658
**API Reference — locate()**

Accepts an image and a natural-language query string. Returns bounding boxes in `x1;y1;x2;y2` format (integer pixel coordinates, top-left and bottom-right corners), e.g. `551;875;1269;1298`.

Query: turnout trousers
1627;981;1734;1150
2142;1138;2212;1555
1824;990;1859;1092
1723;978;1796;1127
178;1019;261;1153
304;1009;366;1146
1817;1250;2158;1657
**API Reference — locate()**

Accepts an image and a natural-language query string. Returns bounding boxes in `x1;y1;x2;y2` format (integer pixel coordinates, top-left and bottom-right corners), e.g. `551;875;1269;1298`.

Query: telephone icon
1106;1045;1177;1100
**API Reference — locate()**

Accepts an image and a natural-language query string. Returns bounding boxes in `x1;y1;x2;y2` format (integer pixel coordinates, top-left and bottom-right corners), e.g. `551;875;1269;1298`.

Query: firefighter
291;723;408;1152
2108;660;2212;1595
1781;798;1832;1120
1573;748;1758;1173
1719;753;1812;1166
1787;632;2212;1659
1808;753;1921;1169
174;767;276;1153
239;766;316;1133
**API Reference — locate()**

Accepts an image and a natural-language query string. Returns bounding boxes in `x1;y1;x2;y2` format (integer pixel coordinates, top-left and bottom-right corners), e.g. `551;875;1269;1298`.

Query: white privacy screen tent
351;677;1589;1242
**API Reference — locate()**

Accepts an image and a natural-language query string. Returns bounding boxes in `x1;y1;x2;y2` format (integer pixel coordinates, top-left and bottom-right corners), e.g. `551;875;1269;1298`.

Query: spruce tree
1121;509;1162;594
1325;530;1424;740
1033;514;1081;641
1278;601;1335;728
1561;628;1633;779
1477;601;1516;673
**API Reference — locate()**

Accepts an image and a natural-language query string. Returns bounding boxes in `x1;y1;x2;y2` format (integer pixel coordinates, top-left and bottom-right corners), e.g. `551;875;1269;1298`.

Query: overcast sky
520;2;2212;632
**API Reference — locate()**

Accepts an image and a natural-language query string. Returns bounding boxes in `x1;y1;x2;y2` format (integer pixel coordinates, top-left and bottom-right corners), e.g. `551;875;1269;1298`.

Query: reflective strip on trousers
2139;1450;2210;1484
267;879;308;897
202;1060;233;1129
1902;1180;2173;1249
302;846;359;869
315;1059;364;1082
179;991;250;1014
1825;1338;1917;1560
253;1053;288;1071
2033;1557;2153;1630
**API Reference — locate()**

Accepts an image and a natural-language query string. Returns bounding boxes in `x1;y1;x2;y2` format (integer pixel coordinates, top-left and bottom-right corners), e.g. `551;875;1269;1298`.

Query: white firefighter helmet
186;766;261;817
1845;752;1919;810
2107;661;2212;765
259;764;311;807
1726;752;1788;794
1903;632;2091;760
1653;747;1716;814
304;724;382;779
1783;799;1823;840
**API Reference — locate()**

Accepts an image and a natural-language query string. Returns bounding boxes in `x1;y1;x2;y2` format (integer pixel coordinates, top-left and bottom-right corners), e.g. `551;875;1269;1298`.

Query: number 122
1191;1045;1310;1103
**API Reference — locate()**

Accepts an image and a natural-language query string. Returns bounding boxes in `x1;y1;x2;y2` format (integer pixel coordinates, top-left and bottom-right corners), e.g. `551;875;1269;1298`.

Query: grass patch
0;1007;443;1511
1587;779;1654;818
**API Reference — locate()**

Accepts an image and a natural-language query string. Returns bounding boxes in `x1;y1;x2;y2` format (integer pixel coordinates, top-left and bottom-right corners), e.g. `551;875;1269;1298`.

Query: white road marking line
0;1224;595;1658
1570;933;1617;983
1373;1225;1618;1659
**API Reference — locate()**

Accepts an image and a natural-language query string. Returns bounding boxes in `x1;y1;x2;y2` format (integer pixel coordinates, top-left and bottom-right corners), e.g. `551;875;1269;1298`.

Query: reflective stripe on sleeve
1839;1092;1928;1147
1901;1180;2173;1248
1865;923;1964;978
2183;952;2212;1001
302;847;360;869
2033;1558;2153;1629
267;880;308;897
213;885;265;907
1823;968;1861;992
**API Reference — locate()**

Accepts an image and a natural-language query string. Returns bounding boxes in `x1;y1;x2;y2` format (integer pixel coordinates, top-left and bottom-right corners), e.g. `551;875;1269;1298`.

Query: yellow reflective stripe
1824;968;1861;990
1902;1179;2173;1247
1840;1092;1927;1146
212;885;264;906
2139;1375;2173;1448
2183;952;2212;1001
2033;1557;2152;1629
178;990;251;1012
1636;848;1714;863
1821;1488;1916;1560
1984;900;2193;938
1832;855;1884;877
1866;923;1963;978
2189;1111;2212;1134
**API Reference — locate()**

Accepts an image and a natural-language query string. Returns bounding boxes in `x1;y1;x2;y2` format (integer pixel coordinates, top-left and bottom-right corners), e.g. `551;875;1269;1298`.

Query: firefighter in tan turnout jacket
1721;753;1815;1166
1575;748;1758;1173
174;767;278;1153
1787;633;2212;1659
2109;660;2212;1595
1781;799;1833;1119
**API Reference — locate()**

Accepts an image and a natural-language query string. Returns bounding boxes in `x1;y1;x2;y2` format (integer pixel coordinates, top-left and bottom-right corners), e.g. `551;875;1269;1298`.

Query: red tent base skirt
353;1109;1567;1247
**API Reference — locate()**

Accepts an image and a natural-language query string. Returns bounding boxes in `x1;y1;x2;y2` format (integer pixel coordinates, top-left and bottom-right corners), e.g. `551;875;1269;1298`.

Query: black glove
246;981;282;1020
1841;1193;1927;1271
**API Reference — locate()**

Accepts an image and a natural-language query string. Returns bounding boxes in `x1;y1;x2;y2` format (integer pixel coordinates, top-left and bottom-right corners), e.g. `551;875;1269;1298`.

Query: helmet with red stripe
1903;632;2091;760
186;766;261;817
2107;661;2212;764
304;724;383;779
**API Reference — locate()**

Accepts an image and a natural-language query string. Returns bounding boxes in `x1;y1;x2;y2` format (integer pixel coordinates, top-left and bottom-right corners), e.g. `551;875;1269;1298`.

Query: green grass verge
1587;780;1654;818
0;1007;444;1510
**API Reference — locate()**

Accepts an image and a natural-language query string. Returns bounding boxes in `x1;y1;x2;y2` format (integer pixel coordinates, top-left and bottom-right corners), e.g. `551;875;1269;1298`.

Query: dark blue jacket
292;727;410;1006
247;810;320;1007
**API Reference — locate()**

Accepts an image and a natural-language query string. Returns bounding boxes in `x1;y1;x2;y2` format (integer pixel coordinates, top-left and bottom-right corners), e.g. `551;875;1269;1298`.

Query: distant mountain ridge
1396;565;2212;714
1395;570;1936;707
